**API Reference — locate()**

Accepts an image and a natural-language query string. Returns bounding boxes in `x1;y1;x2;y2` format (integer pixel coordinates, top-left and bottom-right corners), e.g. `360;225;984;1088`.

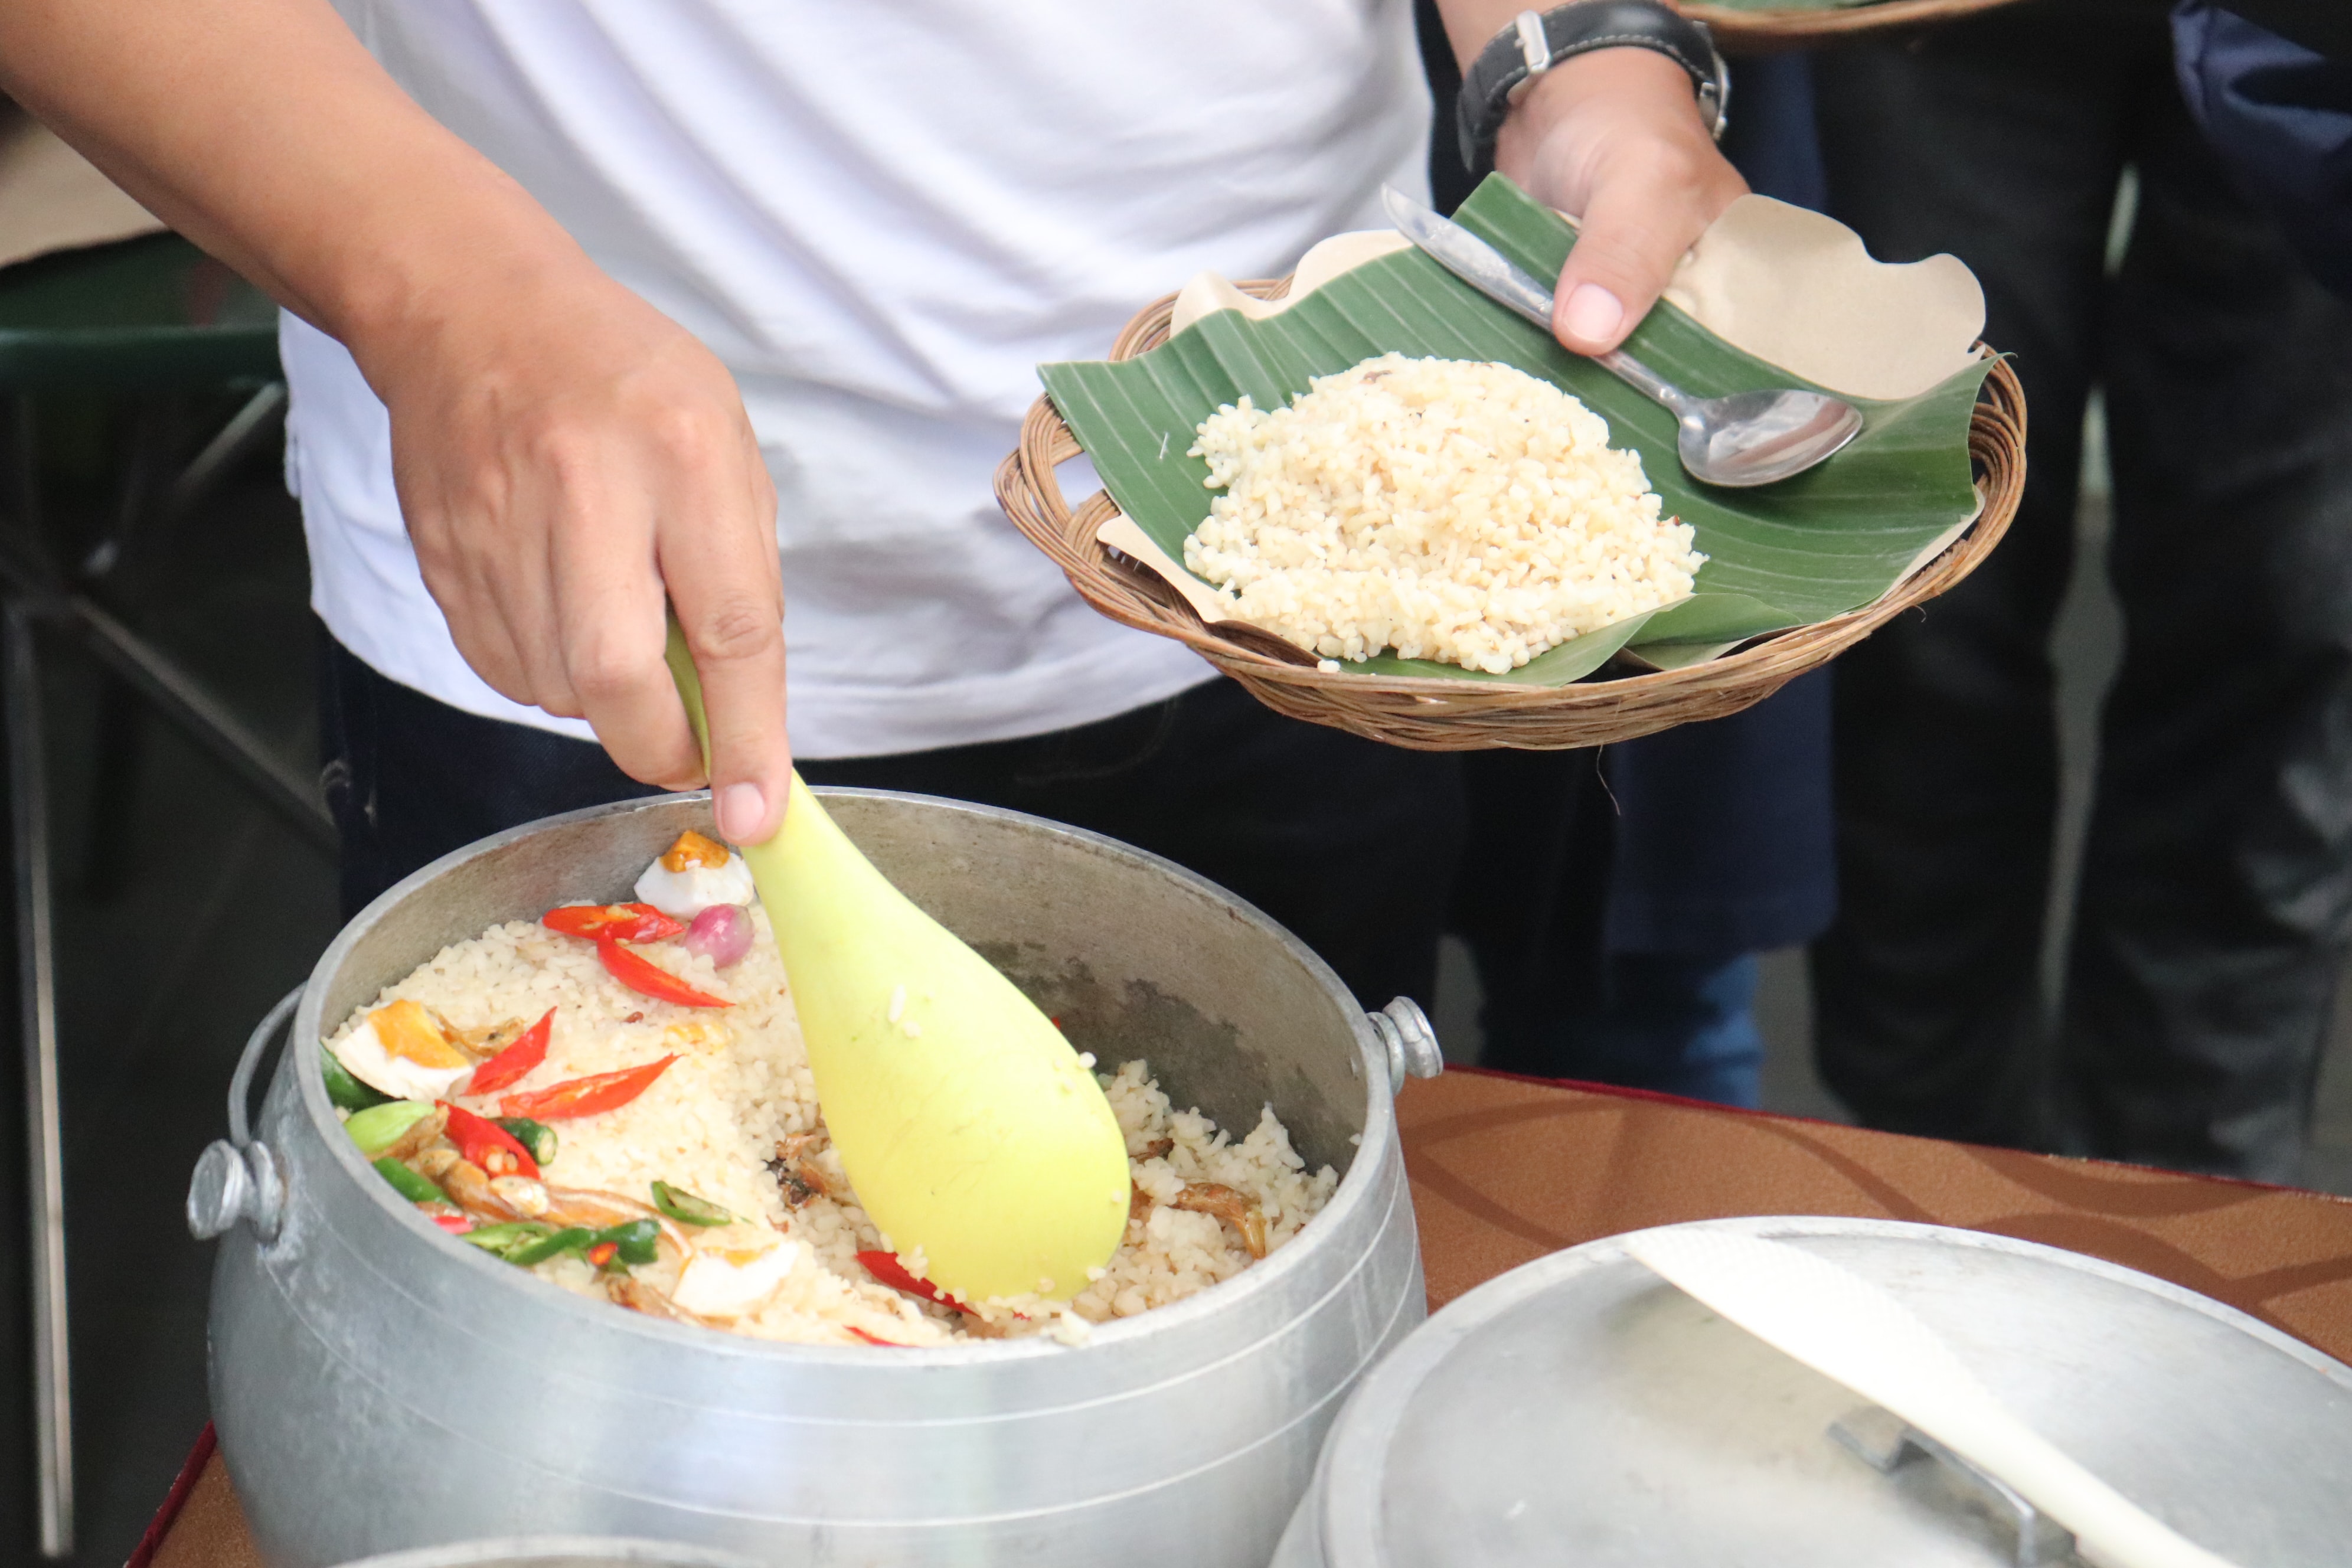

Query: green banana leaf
1040;175;1989;685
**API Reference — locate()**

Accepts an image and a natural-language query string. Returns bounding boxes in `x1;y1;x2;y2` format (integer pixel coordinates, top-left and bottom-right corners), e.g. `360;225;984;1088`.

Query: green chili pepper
594;1219;664;1267
477;1217;663;1271
507;1226;596;1268
494;1116;558;1167
651;1180;736;1227
323;1048;390;1112
460;1221;557;1262
373;1157;443;1204
345;1100;435;1157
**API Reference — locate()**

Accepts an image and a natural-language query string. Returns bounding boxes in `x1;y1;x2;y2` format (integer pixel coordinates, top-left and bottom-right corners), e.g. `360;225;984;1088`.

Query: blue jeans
1527;953;1765;1109
1449;683;1831;1112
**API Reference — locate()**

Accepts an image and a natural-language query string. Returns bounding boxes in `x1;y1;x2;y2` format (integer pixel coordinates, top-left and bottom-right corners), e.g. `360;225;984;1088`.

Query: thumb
1550;169;1734;355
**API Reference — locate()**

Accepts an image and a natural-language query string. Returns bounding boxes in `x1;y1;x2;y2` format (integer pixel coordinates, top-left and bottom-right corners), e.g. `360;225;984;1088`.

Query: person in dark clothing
1809;0;2352;1180
1421;0;1840;1106
1448;672;1835;1106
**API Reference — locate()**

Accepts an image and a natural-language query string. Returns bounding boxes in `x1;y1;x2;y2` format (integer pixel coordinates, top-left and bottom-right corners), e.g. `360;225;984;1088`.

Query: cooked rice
325;907;1336;1346
1183;353;1704;674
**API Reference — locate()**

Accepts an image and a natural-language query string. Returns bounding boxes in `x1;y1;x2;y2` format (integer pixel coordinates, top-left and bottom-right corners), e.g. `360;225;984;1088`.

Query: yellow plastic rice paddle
667;627;1129;1305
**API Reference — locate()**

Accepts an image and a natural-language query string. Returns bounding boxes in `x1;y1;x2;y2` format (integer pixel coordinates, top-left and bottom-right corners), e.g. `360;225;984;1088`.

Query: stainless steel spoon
1381;186;1863;488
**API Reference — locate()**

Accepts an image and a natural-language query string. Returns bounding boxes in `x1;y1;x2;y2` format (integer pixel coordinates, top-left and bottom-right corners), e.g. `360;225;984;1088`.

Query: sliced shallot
682;903;753;969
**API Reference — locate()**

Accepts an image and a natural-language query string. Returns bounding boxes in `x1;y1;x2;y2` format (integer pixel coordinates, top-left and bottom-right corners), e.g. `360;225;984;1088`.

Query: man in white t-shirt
3;1;1745;1004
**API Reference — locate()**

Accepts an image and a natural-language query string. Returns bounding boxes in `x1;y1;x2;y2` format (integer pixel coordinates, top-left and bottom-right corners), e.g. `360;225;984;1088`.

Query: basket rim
1689;0;2022;47
997;279;2026;717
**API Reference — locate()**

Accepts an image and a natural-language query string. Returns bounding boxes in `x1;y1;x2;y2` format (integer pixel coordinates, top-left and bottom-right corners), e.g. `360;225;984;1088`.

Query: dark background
0;397;335;1564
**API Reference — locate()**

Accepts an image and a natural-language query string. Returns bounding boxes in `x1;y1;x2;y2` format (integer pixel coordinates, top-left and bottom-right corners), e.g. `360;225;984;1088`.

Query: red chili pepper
499;1055;678;1121
586;1241;620;1270
855;1250;1029;1321
597;939;731;1009
856;1250;965;1311
465;1007;554;1095
847;1326;908;1348
542;903;686;943
439;1101;540;1179
429;1211;475;1235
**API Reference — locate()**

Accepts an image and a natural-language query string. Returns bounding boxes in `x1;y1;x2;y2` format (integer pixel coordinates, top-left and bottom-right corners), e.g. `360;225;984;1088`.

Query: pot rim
288;787;1402;1365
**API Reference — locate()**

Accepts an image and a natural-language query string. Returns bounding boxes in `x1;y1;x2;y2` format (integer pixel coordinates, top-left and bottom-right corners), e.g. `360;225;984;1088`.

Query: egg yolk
370;999;467;1069
661;830;733;872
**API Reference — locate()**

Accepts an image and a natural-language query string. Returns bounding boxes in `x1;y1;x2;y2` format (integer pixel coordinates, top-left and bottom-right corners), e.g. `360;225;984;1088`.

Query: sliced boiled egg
334;998;475;1102
672;1234;799;1321
634;831;757;919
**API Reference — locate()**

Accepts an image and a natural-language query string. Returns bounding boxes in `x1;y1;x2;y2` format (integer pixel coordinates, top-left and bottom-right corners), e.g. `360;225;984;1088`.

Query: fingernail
1563;283;1624;345
716;782;766;844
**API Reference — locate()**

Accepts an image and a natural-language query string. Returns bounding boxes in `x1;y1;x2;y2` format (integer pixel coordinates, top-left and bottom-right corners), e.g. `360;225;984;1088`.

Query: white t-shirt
289;0;1430;757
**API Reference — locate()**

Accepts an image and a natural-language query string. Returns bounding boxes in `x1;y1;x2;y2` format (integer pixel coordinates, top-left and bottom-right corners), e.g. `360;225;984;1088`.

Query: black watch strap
1456;2;1729;174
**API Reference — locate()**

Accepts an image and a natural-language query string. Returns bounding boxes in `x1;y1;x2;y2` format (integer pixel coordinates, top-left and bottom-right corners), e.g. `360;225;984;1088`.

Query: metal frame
8;599;68;1555
5;381;329;1557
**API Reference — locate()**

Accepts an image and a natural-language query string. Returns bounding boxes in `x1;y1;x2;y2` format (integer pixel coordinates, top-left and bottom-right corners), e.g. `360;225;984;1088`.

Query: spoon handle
1383;184;1558;330
1592;348;1693;417
1380;187;1699;416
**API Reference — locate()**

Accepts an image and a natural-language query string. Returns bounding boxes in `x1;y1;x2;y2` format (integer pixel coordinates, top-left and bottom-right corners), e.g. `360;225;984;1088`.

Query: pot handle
1368;996;1443;1092
187;984;303;1243
1830;1406;2077;1566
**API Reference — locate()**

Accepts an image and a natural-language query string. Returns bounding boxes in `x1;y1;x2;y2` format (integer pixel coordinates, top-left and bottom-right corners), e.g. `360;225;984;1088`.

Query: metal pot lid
1302;1216;2352;1567
331;1540;765;1568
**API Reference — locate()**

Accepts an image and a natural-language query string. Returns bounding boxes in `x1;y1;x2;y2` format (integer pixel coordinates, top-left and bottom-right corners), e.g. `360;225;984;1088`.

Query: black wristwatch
1456;2;1730;174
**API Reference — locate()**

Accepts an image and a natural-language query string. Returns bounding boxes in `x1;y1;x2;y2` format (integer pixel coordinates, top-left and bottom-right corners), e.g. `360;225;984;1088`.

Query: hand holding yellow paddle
667;623;1129;1305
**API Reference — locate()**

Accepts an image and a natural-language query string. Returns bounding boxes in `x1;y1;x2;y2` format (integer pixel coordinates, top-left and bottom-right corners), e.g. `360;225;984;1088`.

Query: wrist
314;165;599;376
1498;47;1707;167
1457;2;1727;175
1494;44;1747;255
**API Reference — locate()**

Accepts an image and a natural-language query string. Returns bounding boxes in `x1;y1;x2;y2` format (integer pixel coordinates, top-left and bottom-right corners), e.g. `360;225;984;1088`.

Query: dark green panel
0;233;280;393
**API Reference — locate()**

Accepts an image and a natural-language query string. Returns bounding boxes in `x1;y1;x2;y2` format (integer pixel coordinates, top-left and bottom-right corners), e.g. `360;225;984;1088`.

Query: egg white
672;1237;799;1321
633;851;757;919
334;1015;473;1103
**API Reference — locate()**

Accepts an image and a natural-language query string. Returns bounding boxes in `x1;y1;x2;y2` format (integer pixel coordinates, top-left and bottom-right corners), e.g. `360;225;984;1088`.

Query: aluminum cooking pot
192;790;1438;1568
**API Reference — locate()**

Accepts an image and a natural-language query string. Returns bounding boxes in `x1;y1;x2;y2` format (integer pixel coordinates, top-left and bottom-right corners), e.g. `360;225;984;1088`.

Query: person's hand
1494;47;1749;353
1;0;793;833
353;256;792;845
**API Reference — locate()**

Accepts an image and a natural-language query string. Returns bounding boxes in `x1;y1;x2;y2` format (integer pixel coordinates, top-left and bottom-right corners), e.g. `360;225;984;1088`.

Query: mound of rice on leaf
1184;353;1703;674
325;848;1336;1350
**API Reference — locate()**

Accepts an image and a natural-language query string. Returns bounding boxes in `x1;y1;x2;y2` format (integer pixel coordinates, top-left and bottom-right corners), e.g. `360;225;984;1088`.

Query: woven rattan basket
1690;0;2022;51
996;280;2025;752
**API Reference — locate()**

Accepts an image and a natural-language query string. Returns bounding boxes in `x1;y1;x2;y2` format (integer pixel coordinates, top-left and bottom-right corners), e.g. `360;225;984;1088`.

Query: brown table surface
139;1068;2352;1567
